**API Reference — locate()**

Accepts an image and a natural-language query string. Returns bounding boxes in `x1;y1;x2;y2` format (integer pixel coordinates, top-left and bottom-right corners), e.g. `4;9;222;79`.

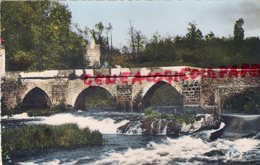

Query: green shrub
2;124;103;163
144;107;161;119
144;107;197;124
169;113;197;124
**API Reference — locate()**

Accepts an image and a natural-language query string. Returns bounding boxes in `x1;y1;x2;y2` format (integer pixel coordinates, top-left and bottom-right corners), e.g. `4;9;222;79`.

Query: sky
64;0;260;48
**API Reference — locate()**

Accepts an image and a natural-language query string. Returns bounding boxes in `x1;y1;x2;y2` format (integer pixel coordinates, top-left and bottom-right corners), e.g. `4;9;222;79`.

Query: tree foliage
1;1;86;71
234;18;244;40
127;21;146;63
1;3;259;71
186;22;203;42
117;19;260;68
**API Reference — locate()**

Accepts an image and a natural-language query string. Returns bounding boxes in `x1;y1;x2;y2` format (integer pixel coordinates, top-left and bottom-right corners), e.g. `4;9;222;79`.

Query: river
1;110;260;165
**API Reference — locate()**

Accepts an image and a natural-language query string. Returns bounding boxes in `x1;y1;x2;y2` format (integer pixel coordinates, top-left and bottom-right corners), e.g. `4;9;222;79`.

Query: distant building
0;38;5;76
86;40;101;68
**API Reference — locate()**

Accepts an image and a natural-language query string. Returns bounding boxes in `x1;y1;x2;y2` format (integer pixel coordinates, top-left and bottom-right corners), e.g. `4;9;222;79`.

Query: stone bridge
1;65;260;114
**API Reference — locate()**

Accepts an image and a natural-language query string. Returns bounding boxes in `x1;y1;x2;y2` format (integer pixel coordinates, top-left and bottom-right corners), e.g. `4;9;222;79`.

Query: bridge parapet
10;66;197;78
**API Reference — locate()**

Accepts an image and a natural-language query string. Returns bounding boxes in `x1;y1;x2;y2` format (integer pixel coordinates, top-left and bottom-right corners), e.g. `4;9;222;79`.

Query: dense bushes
144;107;198;124
2;124;103;163
2;1;87;71
144;107;161;119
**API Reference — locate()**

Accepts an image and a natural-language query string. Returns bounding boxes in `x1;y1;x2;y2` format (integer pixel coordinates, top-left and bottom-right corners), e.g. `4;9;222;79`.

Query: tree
1;1;86;71
180;22;203;63
128;20;136;57
13;50;34;70
105;23;113;50
94;22;104;42
127;21;146;63
105;22;113;63
234;18;244;40
186;22;203;42
205;31;215;40
135;30;146;63
121;46;129;54
150;32;161;58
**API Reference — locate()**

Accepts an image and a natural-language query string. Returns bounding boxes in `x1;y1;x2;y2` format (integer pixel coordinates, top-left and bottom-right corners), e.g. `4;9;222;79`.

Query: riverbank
2;123;103;164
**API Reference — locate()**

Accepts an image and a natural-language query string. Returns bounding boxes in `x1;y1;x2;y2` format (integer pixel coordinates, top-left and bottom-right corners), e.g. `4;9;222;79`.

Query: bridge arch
141;79;182;97
20;87;52;109
141;80;183;109
20;84;52;102
221;87;260;113
74;86;117;110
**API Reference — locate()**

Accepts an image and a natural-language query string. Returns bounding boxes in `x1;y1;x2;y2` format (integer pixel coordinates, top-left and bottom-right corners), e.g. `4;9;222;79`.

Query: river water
1;110;260;165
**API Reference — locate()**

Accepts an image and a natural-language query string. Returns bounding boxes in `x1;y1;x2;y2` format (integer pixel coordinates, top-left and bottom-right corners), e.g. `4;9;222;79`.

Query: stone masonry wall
200;74;260;113
180;79;201;106
2;67;259;114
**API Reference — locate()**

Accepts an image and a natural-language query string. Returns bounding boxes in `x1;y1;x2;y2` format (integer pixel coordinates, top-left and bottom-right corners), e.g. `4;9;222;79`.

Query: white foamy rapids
1;112;33;120
18;159;62;165
31;113;129;134
93;136;260;165
2;113;129;134
153;119;168;135
124;121;143;135
222;114;260;120
195;122;226;140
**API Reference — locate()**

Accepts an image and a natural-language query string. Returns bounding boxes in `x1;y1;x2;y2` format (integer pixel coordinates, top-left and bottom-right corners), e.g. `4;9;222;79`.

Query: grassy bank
144;107;199;124
2;124;103;163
